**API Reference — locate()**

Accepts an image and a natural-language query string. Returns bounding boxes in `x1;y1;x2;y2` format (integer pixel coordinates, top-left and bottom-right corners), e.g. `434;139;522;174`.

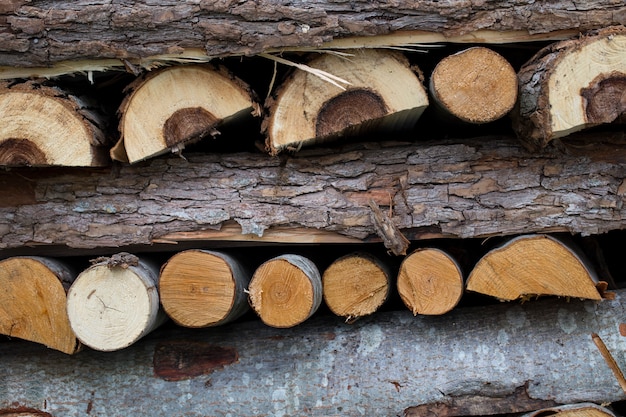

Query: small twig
592;332;626;394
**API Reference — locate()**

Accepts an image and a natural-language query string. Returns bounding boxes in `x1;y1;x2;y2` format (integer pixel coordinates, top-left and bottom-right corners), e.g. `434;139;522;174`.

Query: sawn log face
1;134;626;251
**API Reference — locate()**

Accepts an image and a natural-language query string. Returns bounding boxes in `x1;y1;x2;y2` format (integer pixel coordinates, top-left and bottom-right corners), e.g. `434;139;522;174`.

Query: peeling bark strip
1;133;626;251
0;1;624;67
2;290;626;416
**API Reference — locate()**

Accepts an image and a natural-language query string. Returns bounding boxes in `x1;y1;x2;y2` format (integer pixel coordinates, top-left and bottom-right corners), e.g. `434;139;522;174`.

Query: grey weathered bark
0;1;624;68
1;133;626;252
2;289;626;416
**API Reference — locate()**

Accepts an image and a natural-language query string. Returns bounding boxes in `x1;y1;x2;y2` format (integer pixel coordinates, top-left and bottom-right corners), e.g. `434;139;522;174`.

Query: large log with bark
0;133;626;253
0;1;624;70
2;289;626;416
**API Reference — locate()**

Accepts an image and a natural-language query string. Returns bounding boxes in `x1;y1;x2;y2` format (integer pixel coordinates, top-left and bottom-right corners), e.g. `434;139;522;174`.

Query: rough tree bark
0;1;624;68
1;133;626;253
2;289;626;416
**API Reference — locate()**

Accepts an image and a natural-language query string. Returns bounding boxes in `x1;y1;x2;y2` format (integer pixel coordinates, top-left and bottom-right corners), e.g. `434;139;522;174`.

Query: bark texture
0;1;625;67
1;133;626;251
2;290;626;416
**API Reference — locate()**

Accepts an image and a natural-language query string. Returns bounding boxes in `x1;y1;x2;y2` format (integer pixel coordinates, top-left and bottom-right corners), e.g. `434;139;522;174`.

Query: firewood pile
0;2;625;416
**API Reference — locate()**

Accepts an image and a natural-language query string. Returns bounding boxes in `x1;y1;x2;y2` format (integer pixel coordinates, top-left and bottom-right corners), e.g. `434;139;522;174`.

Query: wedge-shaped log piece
513;26;626;150
322;252;390;321
0;81;108;167
159;250;250;328
429;47;518;124
248;254;322;328
67;255;166;351
264;49;428;154
0;256;79;354
522;403;616;417
112;65;259;163
397;248;464;315
466;235;602;301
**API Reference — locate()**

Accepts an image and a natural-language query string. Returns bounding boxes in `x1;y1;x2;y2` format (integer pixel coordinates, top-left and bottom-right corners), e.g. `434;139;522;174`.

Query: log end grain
397;248;464;315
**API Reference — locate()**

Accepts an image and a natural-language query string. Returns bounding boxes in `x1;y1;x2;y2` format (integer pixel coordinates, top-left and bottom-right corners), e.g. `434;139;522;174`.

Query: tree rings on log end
466;235;602;302
0;257;79;355
248;254;322;328
67;258;166;351
430;47;518;124
159;250;250;328
322;252;390;321
397;248;463;315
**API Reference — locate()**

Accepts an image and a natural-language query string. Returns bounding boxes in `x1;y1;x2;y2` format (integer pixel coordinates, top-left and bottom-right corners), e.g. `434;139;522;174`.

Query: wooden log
429;47;518;124
322;252;391;321
158;249;250;328
521;403;617;417
1;133;626;252
513;26;626;151
66;253;166;352
0;81;108;167
466;234;603;302
3;290;626;416
247;254;322;328
0;1;624;68
397;248;464;315
263;49;428;154
0;256;79;355
111;65;259;163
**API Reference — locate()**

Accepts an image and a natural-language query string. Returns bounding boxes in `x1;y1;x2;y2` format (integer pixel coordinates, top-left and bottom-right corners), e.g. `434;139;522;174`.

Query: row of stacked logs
0;26;624;166
0;233;608;354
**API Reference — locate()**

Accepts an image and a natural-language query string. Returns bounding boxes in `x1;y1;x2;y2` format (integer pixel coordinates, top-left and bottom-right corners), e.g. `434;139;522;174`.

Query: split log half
322;252;391;321
0;81;108;167
0;256;79;354
466;234;602;302
264;49;428;154
397;248;464;315
111;65;259;163
513;26;626;151
66;255;166;351
429;47;518;124
521;403;616;417
159;250;250;328
248;254;322;328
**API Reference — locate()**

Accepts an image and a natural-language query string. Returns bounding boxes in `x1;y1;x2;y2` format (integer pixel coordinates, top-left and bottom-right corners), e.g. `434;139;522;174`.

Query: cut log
159;250;250;328
0;81;108;167
3;290;626;416
521;403;616;417
466;234;602;302
322;252;391;321
1;133;626;252
397;248;464;315
513;26;626;151
264;49;428;154
0;256;79;355
247;254;322;328
66;254;166;352
111;65;259;163
429;47;518;124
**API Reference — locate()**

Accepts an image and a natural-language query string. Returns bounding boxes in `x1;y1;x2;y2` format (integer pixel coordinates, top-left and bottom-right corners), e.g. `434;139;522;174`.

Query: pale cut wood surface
0;1;623;68
1;133;626;252
521;403;616;417
159;250;250;328
466;234;602;301
322;252;390;321
513;26;626;150
66;258;166;351
113;65;259;163
248;254;322;328
264;49;428;153
0;256;79;355
2;290;626;416
429;46;518;124
0;81;108;167
397;248;464;315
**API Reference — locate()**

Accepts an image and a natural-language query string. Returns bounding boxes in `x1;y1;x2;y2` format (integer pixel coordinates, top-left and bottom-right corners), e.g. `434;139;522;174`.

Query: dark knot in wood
0;138;47;166
153;340;239;381
163;107;219;147
581;72;626;124
315;88;387;138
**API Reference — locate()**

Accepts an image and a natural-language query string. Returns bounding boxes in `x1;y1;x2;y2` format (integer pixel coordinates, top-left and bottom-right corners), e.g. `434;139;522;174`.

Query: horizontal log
2;289;626;416
1;133;626;252
0;1;624;68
